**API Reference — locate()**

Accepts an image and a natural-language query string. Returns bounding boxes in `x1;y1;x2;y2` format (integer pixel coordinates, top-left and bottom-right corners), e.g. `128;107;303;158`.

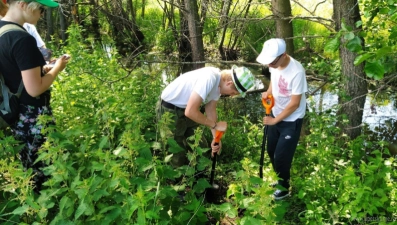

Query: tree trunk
95;0;144;57
333;0;368;139
218;0;231;60
184;0;205;69
177;0;193;72
271;0;294;55
89;0;101;42
45;9;54;43
141;0;145;18
59;0;68;43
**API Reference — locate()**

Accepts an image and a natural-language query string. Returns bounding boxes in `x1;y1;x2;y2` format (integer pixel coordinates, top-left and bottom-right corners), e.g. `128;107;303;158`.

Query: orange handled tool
209;128;226;191
206;127;227;203
214;130;225;144
260;94;274;179
262;94;274;116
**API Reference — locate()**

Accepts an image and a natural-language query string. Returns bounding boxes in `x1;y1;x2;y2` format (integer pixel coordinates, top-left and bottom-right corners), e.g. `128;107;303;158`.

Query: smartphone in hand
47;54;70;67
62;54;71;60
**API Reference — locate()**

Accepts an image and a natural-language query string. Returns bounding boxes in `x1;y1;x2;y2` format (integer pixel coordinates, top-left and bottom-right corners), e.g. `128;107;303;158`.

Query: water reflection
309;86;397;130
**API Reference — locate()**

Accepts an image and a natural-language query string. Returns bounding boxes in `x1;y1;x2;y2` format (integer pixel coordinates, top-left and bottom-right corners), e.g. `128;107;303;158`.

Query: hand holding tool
210;126;226;189
206;124;227;204
262;94;274;116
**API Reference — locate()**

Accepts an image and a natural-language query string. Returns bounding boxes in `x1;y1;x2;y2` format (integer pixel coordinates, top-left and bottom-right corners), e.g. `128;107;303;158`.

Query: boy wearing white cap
158;66;255;167
257;38;307;200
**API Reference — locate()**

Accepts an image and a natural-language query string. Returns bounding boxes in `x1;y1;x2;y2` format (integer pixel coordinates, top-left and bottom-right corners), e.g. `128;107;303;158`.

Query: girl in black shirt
0;0;69;192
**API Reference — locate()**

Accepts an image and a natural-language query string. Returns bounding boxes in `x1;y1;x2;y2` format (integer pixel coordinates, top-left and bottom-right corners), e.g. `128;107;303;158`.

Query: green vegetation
2;0;397;223
0;24;396;224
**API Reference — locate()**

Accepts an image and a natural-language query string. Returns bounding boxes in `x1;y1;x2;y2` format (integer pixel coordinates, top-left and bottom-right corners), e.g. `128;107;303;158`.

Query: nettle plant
293;102;397;224
2;25;265;224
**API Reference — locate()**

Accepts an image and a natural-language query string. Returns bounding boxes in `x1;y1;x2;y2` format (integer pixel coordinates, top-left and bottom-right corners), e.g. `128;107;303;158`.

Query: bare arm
185;92;217;129
273;94;301;123
21;56;69;97
264;94;302;125
205;100;218;137
262;81;273;99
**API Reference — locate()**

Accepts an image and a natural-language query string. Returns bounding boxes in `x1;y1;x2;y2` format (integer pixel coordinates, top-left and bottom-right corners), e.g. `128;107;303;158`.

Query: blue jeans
265;118;303;189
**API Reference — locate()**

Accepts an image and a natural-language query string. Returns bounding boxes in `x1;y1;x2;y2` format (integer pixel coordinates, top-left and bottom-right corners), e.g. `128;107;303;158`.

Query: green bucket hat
24;0;59;7
231;65;255;97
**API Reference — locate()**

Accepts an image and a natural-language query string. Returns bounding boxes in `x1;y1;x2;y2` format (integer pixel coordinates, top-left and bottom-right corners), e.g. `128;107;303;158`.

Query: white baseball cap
256;38;286;65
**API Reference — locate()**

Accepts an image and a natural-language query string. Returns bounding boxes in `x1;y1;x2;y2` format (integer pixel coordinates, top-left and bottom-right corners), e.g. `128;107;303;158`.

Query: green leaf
91;161;104;171
12;205;29;215
193;178;211;193
137;208;146;225
341;22;352;31
113;146;126;156
298;190;306;199
54;220;74;225
344;32;355;41
167;138;184;153
324;38;340;53
98;206;116;214
197;156;211;171
107;208;122;221
218;202;237;218
59;196;72;214
151;141;161;150
242;197;255;208
92;189;110;201
389;30;397;39
49;131;66;141
177;211;191;222
346;36;362;52
365;61;385;80
375;46;392;58
26;196;40;210
139;147;153;160
75;202;88;220
146;210;160;219
219;202;232;211
240;216;263;225
164;154;173;163
379;8;389;14
99;136;109;149
354;53;372;65
248;176;262;186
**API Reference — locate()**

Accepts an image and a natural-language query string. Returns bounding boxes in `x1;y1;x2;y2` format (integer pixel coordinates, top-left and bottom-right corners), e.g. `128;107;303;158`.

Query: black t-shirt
0;21;50;106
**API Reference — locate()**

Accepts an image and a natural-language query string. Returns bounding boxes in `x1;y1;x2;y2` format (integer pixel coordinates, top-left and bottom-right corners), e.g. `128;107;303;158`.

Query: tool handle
259;126;267;179
210;144;218;185
262;94;274;115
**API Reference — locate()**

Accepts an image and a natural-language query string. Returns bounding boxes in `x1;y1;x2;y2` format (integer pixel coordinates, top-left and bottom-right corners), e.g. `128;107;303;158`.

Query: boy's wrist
211;121;217;129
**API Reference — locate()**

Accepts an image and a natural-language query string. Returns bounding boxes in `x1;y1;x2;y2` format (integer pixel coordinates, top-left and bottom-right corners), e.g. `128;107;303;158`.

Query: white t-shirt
269;56;307;121
161;67;221;108
23;23;45;48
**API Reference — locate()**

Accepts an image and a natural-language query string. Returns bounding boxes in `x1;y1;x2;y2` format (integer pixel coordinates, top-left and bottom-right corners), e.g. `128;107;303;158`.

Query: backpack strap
0;76;11;112
0;24;27;110
0;24;26;37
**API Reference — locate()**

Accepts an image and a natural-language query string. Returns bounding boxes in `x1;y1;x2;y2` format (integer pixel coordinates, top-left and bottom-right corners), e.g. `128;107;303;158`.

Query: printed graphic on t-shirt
278;75;291;108
278;76;290;96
